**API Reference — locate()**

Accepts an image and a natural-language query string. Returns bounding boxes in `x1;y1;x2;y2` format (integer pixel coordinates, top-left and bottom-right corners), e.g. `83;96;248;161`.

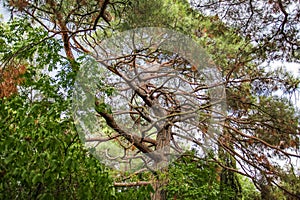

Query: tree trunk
151;126;171;200
151;177;168;200
219;128;242;200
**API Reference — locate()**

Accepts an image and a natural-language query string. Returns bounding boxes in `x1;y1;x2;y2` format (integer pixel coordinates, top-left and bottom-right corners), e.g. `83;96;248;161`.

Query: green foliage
94;81;115;114
0;19;115;199
265;167;300;200
166;155;234;200
0;97;115;199
167;155;262;200
120;0;197;32
239;176;261;200
0;19;61;66
114;186;152;200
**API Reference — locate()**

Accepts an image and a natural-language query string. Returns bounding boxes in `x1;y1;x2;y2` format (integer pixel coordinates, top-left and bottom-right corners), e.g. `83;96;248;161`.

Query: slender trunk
219;127;242;200
46;0;77;71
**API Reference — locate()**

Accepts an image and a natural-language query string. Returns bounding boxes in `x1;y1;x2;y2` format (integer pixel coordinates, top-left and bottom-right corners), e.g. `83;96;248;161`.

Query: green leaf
32;173;42;184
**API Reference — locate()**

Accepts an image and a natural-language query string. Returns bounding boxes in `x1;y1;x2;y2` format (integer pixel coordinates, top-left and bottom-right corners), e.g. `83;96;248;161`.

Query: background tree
190;0;300;62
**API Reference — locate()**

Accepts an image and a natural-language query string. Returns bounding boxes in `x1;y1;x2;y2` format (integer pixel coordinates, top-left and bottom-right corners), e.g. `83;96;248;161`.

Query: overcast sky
0;4;9;21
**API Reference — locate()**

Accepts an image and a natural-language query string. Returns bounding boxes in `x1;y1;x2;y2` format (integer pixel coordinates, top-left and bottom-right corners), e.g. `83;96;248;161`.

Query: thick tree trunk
151;126;171;200
151;178;168;200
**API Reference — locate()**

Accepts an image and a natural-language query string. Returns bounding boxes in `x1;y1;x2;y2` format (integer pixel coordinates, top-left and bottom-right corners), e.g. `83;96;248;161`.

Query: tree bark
151;178;168;200
219;128;242;200
151;126;171;200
